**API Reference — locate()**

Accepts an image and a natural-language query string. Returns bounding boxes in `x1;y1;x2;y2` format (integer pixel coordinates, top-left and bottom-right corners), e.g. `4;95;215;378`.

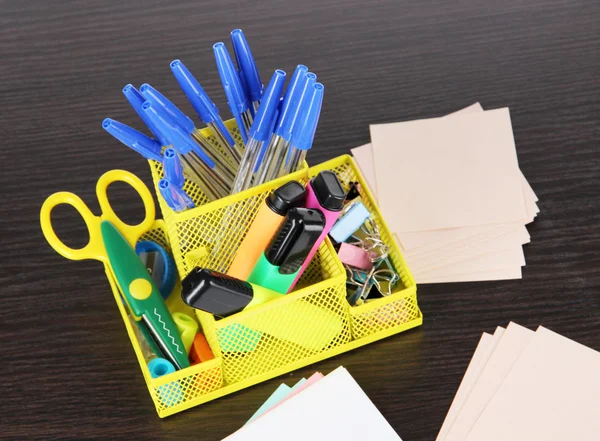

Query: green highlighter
248;207;325;294
101;221;190;370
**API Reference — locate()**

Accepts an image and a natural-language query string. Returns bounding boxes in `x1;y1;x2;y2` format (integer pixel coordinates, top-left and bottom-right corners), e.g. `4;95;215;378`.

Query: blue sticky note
245;378;307;425
329;202;370;243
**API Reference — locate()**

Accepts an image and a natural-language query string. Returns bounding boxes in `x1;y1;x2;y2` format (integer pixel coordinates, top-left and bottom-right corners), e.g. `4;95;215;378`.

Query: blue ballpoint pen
140;82;237;182
214;42;253;144
122;84;170;147
255;66;315;185
169;59;244;163
282;82;325;175
232;69;286;194
142;101;230;200
102;118;164;162
163;148;185;188
231;29;263;117
158;178;195;212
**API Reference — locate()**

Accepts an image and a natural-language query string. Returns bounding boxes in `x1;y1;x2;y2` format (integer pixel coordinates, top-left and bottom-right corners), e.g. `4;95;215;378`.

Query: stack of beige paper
351;104;539;283
436;322;600;441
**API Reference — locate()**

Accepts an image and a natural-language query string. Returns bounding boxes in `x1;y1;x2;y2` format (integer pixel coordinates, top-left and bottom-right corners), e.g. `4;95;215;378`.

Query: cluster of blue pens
102;29;325;212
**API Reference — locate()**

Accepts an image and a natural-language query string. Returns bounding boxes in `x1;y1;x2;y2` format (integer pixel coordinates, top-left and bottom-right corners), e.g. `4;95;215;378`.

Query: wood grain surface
1;0;599;439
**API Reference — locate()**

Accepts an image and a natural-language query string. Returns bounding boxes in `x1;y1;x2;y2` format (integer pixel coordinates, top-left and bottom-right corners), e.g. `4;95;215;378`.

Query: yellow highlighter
227;180;306;280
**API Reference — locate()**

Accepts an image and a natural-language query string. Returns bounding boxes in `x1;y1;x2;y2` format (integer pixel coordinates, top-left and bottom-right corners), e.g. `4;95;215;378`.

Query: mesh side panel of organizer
213;245;350;384
149;361;223;414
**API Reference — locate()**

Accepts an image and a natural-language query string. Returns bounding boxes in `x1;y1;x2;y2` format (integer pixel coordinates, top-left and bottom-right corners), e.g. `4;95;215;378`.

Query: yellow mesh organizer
104;121;422;417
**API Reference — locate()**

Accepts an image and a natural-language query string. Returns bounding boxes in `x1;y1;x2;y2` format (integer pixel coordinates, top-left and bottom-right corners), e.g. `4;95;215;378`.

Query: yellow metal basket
108;122;422;417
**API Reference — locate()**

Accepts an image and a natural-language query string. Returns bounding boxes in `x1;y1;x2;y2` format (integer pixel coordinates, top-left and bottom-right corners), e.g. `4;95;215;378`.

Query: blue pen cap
274;65;310;141
170;59;236;147
102;118;164;162
158;179;195;212
142;101;216;168
214;42;249;115
290;82;324;151
249;70;286;142
231;29;263;103
140;83;195;135
122;84;170;147
148;357;176;378
163;148;185;188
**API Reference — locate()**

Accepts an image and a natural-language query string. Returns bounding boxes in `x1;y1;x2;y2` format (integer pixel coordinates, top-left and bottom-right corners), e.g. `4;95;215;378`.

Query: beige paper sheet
417;267;522;284
436;330;499;441
467;327;600;441
351;147;537;252
446;322;535;441
415;246;525;278
371;108;527;232
404;227;529;273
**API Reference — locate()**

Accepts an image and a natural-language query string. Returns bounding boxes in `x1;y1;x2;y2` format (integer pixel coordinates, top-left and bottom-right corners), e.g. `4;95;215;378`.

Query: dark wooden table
2;0;599;439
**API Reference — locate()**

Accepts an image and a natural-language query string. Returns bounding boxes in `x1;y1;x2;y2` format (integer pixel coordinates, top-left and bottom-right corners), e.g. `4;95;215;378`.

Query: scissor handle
95;170;155;248
40;191;107;262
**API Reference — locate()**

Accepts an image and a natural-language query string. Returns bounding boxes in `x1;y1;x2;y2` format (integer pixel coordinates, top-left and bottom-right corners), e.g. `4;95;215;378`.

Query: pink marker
288;170;346;292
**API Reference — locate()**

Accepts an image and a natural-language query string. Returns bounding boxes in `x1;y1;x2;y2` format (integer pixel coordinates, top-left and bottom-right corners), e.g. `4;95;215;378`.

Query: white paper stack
437;322;600;441
351;103;539;283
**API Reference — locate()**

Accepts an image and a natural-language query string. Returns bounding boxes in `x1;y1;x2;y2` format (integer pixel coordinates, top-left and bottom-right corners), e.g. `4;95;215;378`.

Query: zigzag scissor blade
142;315;183;370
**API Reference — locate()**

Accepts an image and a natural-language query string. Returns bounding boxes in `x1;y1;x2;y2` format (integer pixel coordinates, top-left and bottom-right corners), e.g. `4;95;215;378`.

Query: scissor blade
142;315;184;370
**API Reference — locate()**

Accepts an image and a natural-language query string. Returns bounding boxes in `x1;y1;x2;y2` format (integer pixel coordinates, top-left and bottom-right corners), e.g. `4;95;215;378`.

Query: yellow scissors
40;170;190;370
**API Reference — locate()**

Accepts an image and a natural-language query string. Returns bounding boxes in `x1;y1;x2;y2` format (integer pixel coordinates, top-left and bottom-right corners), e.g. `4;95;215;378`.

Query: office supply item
254;66;313;185
214;42;253;143
329;201;370;243
436;328;504;441
148;358;183;407
337;242;373;270
172;312;199;355
141;83;238;185
143;101;230;200
439;325;600;441
232;69;286;194
351;103;539;283
288;171;346;291
281;82;324;175
102;118;164;162
158;178;195;212
247;207;326;293
246;383;292;424
162;148;185;188
170;59;244;163
142;155;420;416
260;372;323;417
227;180;307;280
40;170;190;370
231;29;263;116
122;84;171;147
135;240;176;300
445;322;534;441
181;268;283;317
225;367;402;441
189;333;214;365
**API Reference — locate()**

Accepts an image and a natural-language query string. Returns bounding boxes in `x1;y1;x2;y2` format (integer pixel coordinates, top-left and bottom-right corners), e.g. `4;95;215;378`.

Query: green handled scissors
40;169;190;370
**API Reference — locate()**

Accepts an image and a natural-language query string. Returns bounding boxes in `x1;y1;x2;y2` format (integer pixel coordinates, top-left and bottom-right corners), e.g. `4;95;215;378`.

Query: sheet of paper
415;246;525;278
226;367;402;441
371;108;527;232
404;227;529;273
436;333;493;441
467;327;600;441
246;379;308;424
417;267;522;283
446;322;535;441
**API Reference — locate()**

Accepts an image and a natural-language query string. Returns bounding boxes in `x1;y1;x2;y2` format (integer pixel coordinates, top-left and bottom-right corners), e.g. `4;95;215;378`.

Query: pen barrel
282;147;306;176
192;130;239;176
255;136;290;186
185;152;231;198
227;200;286;280
179;154;221;201
232;138;264;194
241;109;254;138
247;252;299;294
207;122;244;163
